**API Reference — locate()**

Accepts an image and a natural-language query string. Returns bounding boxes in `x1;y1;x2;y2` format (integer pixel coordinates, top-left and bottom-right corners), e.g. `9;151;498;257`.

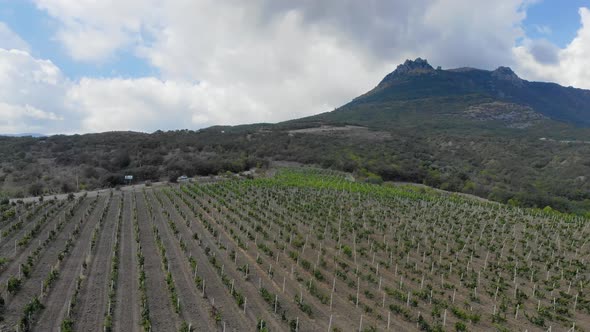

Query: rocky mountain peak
393;58;434;75
492;66;523;86
378;58;435;85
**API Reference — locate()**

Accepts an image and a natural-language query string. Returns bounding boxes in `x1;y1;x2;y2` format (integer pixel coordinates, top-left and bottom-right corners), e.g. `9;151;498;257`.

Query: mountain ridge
332;58;590;127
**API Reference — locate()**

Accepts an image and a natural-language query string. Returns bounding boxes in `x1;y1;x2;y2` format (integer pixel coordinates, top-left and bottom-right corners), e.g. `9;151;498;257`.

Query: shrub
7;277;21;294
455;322;467;332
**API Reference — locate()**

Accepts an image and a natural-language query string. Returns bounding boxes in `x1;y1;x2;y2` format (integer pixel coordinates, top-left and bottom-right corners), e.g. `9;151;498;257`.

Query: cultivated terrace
0;167;588;332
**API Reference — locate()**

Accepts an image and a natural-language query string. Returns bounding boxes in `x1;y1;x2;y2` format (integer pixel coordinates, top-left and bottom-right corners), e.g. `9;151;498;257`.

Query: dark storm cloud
257;0;432;59
255;0;527;70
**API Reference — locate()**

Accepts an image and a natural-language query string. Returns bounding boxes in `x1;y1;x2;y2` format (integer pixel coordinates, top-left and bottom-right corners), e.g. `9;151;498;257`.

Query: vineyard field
0;168;588;331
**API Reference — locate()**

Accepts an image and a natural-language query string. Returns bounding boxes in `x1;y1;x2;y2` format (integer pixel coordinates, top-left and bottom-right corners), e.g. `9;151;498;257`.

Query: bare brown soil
145;190;218;332
113;192;140;332
134;191;179;331
74;194;120;331
0;200;75;290
288;125;391;140
0;196;97;330
32;195;109;331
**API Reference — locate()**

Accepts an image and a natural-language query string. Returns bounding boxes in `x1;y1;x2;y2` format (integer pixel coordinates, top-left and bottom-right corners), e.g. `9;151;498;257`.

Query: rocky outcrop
491;66;524;86
379;58;435;85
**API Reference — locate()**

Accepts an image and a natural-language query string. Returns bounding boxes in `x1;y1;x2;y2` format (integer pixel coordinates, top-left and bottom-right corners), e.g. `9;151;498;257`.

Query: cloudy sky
1;0;589;135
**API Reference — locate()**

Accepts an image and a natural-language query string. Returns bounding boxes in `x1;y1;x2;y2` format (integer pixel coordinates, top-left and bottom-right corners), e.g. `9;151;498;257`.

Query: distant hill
1;133;46;138
300;58;590;128
0;59;589;215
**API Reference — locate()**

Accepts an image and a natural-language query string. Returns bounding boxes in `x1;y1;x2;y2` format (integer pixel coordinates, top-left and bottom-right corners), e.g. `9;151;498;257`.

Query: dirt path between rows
190;184;397;331
0;200;55;251
167;188;283;331
147;190;219;332
113;192;140;332
0;200;75;294
135;191;179;331
198;195;319;330
75;194;120;330
0;200;65;259
33;195;109;331
231;186;410;330
241;186;426;331
0;197;97;330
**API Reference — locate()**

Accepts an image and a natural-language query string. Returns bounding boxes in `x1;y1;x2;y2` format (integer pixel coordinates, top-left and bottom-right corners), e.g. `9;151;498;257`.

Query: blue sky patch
0;0;156;79
524;0;589;47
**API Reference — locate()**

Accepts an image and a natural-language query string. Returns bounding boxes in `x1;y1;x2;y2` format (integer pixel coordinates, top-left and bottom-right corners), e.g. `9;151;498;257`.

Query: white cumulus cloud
0;49;69;134
34;0;157;62
0;102;61;133
514;7;590;88
65;77;263;133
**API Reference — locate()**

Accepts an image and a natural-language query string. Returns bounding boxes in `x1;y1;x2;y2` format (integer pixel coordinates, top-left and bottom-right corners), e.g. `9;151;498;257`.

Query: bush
61;319;74;332
101;173;125;187
455;321;467;332
365;173;383;185
28;182;44;196
7;277;21;294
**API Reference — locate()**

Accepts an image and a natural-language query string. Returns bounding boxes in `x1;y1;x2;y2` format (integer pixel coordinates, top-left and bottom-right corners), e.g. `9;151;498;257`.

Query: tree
112;150;131;169
28;182;44;196
61;181;74;193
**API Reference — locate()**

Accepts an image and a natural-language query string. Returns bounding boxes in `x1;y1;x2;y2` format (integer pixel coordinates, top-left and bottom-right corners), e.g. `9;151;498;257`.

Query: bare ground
32;195;109;331
0;200;65;259
146;190;218;332
154;189;256;332
0;200;76;293
113;192;140;332
191;185;414;331
170;188;293;331
134;191;179;331
74;194;120;331
0;196;98;330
